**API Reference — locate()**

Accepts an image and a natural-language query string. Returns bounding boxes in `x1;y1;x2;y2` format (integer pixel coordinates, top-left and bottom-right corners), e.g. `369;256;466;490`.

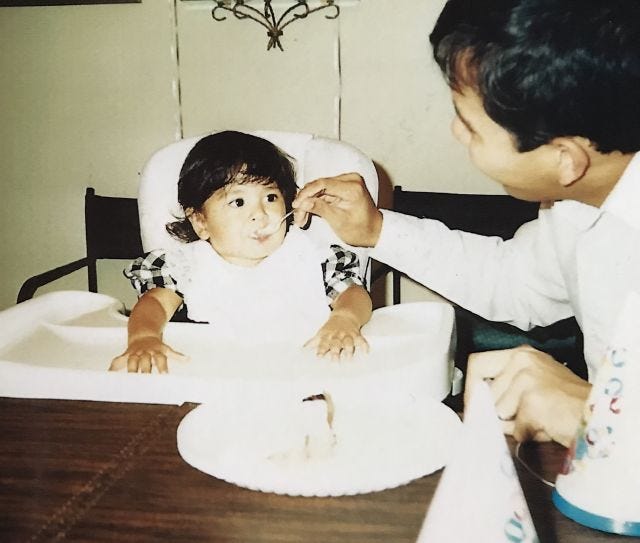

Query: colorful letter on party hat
416;380;539;543
553;291;640;536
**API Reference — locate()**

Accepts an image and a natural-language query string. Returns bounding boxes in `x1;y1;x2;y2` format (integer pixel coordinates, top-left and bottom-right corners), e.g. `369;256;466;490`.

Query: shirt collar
601;151;640;230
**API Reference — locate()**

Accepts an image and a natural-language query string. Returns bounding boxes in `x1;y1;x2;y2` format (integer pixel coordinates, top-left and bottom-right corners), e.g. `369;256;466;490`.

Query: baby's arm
306;284;372;360
109;287;186;373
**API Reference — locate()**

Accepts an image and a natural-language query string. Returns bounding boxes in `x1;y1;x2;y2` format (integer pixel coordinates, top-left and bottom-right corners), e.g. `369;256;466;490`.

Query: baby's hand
305;313;369;361
109;336;188;374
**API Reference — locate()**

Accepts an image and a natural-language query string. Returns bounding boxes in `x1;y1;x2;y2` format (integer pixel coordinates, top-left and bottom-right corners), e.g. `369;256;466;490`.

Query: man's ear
186;209;210;241
553;137;591;187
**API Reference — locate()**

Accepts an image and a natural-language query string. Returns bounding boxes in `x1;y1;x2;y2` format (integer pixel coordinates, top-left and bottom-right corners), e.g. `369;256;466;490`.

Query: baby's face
190;181;287;267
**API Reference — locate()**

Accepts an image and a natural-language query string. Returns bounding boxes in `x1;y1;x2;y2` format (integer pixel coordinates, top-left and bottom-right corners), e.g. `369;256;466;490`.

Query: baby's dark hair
166;131;297;242
430;0;640;154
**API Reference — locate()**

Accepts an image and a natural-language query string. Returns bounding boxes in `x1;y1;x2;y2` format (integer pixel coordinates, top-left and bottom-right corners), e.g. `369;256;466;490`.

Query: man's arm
294;174;572;330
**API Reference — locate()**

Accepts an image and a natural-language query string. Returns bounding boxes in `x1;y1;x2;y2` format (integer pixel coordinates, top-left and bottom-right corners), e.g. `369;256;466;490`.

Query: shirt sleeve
322;244;364;303
370;209;573;331
123;250;183;298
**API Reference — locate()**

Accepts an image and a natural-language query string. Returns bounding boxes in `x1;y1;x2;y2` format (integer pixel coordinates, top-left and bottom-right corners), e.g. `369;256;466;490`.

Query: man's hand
292;173;383;247
109;336;188;374
465;345;591;446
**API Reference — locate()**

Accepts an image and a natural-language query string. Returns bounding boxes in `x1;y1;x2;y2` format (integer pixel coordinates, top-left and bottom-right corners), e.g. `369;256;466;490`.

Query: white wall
0;0;499;311
0;1;180;310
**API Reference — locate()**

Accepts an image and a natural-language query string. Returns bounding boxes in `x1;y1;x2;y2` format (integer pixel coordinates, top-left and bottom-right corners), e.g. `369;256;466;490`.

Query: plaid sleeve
123;250;183;298
321;244;364;303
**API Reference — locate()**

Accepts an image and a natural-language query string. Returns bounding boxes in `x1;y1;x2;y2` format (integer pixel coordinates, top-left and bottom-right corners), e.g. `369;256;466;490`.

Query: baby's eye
229;198;244;208
266;193;280;203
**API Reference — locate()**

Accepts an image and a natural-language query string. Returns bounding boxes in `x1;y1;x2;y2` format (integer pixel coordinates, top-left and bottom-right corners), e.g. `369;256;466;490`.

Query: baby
110;131;372;373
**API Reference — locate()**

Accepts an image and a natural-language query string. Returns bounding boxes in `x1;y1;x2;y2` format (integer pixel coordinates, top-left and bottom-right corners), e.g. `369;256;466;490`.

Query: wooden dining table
0;396;631;543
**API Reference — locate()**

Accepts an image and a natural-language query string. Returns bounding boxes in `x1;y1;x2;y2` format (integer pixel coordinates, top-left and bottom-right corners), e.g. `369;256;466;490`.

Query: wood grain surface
0;398;630;542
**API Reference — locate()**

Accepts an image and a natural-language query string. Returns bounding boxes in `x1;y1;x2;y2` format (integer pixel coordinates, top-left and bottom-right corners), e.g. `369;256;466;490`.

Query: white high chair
137;130;379;282
3;132;457;415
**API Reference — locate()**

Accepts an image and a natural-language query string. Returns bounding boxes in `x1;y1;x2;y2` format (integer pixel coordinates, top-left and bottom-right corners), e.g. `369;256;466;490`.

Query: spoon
255;210;295;237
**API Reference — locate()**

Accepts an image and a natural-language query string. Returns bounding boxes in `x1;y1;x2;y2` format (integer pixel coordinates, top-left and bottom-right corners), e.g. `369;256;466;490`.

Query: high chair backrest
138;130;378;281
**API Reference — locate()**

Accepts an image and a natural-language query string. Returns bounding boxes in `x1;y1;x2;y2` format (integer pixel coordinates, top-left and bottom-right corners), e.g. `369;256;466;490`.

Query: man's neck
576;151;634;207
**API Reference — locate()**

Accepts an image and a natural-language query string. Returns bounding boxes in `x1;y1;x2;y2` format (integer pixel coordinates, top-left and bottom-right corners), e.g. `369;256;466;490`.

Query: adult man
293;0;640;446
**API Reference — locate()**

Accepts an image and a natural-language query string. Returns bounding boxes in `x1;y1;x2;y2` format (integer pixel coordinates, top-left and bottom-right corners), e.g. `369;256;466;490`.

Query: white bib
166;228;332;343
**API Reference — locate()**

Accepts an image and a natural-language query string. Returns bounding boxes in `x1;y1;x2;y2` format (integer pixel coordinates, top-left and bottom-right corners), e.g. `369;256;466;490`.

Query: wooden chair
17;187;143;303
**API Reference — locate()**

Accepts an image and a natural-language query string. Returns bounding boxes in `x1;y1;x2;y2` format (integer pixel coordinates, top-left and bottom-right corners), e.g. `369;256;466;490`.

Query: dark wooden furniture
17;188;143;303
387;186;540;305
0;397;628;542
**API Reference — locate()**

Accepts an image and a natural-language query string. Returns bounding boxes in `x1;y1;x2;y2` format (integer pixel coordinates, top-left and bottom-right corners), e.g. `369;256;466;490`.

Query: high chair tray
0;291;455;405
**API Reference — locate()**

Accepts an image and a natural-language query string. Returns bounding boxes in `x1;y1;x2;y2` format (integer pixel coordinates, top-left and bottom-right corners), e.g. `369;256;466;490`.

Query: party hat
553;291;640;536
417;380;538;542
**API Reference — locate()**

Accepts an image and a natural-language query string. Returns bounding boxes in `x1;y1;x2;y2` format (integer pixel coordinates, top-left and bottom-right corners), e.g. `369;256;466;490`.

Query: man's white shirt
371;153;640;379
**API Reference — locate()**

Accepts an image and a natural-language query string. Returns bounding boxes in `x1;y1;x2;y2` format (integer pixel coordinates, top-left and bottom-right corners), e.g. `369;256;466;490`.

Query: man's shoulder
543;200;601;232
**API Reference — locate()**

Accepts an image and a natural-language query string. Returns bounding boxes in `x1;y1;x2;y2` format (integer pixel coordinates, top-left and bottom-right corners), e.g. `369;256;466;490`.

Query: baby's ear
186;209;210;241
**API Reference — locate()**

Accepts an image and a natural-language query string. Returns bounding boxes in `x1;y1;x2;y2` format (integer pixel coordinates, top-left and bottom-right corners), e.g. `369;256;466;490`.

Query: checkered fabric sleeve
123;250;183;298
322;245;364;302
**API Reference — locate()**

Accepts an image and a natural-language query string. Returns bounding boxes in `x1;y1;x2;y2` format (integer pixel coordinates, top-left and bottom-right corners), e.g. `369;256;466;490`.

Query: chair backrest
389;186;539;304
137;131;379;280
85;187;144;292
393;186;539;238
16;187;143;302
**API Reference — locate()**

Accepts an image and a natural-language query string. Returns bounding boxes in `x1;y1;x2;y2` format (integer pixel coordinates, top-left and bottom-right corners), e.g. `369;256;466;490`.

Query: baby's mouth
250;228;273;242
252;222;279;239
252;211;291;239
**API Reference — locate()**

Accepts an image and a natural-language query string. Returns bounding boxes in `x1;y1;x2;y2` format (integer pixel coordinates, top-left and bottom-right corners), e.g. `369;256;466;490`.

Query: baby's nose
250;205;269;223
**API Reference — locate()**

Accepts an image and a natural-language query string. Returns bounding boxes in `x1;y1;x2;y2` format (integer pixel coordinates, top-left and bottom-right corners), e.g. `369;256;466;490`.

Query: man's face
451;88;563;202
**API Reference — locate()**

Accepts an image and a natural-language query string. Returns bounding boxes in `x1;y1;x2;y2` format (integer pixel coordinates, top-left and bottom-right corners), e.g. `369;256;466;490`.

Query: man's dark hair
430;0;640;153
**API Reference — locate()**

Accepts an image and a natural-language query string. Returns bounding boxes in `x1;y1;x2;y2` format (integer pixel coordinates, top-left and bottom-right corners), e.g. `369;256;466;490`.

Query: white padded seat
138;130;379;280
